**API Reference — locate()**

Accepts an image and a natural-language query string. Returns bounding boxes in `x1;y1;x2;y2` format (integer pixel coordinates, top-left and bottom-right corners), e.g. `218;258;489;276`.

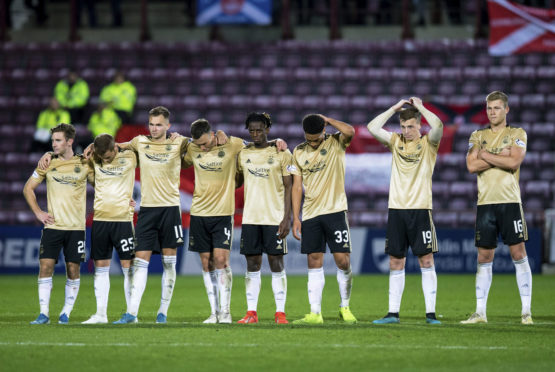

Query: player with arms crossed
23;123;93;324
235;112;292;324
462;91;533;325
290;114;357;325
367;97;443;325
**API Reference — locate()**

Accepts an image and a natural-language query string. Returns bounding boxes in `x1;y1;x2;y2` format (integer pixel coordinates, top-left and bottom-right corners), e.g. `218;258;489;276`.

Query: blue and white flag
196;0;273;25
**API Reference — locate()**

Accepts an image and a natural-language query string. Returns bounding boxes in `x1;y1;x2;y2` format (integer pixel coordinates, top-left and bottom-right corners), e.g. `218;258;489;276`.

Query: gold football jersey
386;133;439;209
128;135;189;207
238;145;293;225
32;155;93;230
291;133;349;220
468;126;526;205
183;136;244;216
93;149;137;221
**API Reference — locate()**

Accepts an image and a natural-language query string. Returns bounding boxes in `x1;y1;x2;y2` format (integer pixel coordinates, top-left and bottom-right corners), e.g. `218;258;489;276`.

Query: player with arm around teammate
23;123;93;325
461;91;533;325
235;112;293;324
290;114;357;325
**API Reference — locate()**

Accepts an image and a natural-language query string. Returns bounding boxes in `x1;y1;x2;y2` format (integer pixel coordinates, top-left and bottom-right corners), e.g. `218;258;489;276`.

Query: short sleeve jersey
128;135;189;207
468;126;526;205
290;133;349;221
183;136;244;216
386;133;439;210
93;148;137;222
238;145;293;225
32;155;93;230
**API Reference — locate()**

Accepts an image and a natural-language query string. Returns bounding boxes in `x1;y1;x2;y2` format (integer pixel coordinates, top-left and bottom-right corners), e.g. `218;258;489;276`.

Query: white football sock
245;271;261;312
336;267;352;308
475;262;493;316
94;266;110;317
122;267;131;308
389;269;405;313
38;277;53;316
158;255;177;316
61;278;80;316
307;267;325;314
128;258;149;316
271;270;287;313
202;270;218;314
217;267;233;313
421;266;437;314
513;256;532;315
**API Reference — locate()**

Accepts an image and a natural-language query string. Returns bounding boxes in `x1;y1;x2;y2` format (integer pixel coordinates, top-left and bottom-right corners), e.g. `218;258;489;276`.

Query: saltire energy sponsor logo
247;167;270;178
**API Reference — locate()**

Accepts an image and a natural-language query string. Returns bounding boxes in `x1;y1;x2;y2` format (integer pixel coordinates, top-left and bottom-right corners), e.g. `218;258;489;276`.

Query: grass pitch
0;273;554;371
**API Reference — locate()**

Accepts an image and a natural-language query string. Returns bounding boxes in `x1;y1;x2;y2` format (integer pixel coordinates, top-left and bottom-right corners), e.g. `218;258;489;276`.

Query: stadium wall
0;226;542;274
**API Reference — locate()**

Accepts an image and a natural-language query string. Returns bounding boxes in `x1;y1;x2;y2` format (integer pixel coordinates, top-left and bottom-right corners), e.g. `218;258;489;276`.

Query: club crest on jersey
502;136;510;145
320;149;327;156
267;157;274;164
118;158;126;165
218;150;225;158
515;139;526;148
74;166;81;173
166;144;172;151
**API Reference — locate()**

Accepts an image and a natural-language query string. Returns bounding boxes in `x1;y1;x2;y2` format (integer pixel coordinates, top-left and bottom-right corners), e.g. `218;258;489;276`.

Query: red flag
488;0;555;55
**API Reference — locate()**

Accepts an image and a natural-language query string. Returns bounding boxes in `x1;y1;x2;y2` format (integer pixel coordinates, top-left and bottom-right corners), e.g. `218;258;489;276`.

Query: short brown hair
399;107;421;123
51;123;76;141
149;106;170;119
93;134;115;163
486;91;509;107
191;118;211;140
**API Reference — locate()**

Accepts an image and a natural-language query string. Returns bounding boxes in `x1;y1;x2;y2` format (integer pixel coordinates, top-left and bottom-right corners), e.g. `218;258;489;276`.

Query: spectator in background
54;70;89;125
32;97;70;153
88;102;122;138
100;71;137;124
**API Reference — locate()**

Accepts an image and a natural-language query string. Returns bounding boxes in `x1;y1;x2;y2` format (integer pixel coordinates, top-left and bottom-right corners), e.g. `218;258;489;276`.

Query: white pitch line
0;341;521;351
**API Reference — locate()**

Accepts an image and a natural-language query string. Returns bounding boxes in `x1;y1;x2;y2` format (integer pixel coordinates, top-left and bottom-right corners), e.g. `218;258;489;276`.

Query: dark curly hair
245;112;272;129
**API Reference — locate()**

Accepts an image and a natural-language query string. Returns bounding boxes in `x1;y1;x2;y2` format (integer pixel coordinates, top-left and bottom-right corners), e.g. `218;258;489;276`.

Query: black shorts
91;221;135;261
475;203;528;248
300;211;351;254
39;229;86;264
385;209;438;258
135;206;184;253
240;224;288;256
188;215;233;253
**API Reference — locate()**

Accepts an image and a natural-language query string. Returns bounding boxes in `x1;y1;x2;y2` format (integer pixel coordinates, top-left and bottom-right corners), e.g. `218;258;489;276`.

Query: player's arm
215;130;228;145
367;100;408;145
478;146;524;172
410;97;443;145
292;174;303;241
23;176;54;225
38;151;53;170
278;175;292;240
466;145;492;173
321;115;355;144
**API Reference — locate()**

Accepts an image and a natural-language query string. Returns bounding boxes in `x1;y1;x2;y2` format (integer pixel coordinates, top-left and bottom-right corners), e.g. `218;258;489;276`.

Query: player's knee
389;256;405;271
268;255;284;272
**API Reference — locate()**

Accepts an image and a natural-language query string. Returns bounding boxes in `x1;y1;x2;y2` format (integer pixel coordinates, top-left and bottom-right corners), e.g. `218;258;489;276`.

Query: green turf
0;273;554;371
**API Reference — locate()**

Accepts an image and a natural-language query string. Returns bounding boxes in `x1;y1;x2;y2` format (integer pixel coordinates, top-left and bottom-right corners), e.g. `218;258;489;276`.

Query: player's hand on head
38;152;52;170
409;97;423;108
169;132;182;141
83;143;94;159
392;99;410;112
215;130;228;145
319;114;329;124
292;218;302;240
276;138;288;152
